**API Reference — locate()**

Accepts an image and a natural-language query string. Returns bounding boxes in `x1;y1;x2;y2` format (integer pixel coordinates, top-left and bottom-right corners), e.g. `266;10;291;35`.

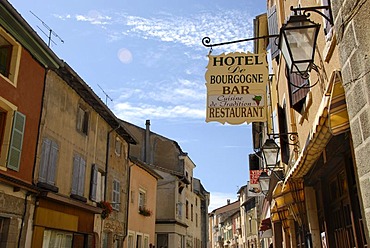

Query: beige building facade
251;0;370;247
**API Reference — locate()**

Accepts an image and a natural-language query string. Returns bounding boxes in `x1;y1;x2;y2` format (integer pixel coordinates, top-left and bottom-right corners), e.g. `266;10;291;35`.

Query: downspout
123;152;133;242
145;120;150;163
104;125;120;201
32;69;49;185
18;192;30;248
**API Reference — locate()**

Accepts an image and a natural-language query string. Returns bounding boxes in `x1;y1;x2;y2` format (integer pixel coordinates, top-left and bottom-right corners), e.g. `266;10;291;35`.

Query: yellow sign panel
205;52;268;124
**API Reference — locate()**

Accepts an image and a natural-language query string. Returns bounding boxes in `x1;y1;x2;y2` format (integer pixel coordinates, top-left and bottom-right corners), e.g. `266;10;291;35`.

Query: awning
329;70;349;135
285;70;348;180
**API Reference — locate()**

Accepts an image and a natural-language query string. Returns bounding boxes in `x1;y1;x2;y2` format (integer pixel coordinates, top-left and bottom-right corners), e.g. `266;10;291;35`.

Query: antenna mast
30;11;64;47
98;84;113;105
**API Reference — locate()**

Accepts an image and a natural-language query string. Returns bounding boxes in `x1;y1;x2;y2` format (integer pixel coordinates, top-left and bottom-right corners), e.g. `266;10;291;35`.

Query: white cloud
64;9;254;51
208;192;239;212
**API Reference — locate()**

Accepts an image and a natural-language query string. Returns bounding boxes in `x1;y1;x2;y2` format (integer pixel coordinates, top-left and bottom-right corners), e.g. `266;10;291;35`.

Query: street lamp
261;138;280;169
258;171;270;195
279;14;321;78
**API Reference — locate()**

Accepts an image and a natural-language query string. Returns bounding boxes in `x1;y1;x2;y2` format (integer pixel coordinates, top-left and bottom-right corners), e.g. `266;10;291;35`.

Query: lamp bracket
290;5;334;25
202;35;279;48
268;132;299;151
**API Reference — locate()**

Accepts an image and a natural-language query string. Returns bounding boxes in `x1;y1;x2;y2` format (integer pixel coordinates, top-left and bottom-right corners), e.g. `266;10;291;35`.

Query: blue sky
9;0;266;211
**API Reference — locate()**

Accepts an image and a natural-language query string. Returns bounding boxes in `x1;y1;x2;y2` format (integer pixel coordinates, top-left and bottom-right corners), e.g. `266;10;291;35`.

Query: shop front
32;192;101;248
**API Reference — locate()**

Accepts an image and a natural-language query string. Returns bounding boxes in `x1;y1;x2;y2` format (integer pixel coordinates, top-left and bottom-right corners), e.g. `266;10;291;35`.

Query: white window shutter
7;111;26;171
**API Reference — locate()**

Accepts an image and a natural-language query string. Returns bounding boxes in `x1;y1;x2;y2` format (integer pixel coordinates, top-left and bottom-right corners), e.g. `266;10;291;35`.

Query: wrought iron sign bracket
290;5;334;26
268;132;299;151
201;35;279;48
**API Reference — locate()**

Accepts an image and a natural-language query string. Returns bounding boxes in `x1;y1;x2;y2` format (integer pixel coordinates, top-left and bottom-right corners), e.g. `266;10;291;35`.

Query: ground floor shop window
42;230;73;248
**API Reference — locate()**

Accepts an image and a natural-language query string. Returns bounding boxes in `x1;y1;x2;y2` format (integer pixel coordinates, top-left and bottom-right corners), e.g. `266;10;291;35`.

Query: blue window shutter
7;111;26;171
71;155;80;195
77;158;86;196
268;5;279;60
39;138;51;182
47;140;58;185
90;164;98;201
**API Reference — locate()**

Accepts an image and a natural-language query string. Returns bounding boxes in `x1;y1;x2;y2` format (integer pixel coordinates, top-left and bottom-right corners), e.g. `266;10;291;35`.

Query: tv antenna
98;84;113;105
30;11;64;47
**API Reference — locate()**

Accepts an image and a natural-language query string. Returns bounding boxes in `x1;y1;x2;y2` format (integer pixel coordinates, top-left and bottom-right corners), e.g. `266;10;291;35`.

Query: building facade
32;64;135;247
125;157;162;248
0;1;62;246
121;120;209;248
252;0;370;247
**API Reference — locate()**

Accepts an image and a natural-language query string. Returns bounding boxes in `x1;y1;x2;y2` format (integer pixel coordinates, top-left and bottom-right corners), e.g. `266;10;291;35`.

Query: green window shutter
7;111;26;171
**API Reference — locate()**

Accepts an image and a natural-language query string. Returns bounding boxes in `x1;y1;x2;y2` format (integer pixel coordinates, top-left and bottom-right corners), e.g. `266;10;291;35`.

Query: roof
0;0;63;68
129;156;163;180
54;63;137;144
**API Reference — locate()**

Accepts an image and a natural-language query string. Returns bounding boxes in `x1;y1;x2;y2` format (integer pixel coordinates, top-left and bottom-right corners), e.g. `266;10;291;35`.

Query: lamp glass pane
263;148;279;167
260;178;270;192
280;36;292;69
285;27;316;62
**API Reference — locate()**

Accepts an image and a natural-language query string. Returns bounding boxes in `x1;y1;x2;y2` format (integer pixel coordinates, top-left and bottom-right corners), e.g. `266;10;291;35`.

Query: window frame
0;27;21;86
76;105;89;135
0;98;16;169
138;189;146;211
112;179;120;210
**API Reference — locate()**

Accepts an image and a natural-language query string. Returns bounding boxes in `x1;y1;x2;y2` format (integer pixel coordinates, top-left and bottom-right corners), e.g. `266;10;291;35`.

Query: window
90;164;105;202
0;217;10;246
127;233;134;248
76;106;89;135
115;137;121;156
144;235;149;248
196;213;198;227
0;28;21;85
136;234;142;248
138;189;146;210
71;154;86;201
191;204;193;221
42;230;73;248
112;179;120;210
38;137;59;191
157;234;168;248
186;200;189;219
0;99;17;168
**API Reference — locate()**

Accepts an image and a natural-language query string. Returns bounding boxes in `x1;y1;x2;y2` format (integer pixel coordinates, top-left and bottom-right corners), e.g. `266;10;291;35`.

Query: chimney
144;120;151;163
227;199;230;205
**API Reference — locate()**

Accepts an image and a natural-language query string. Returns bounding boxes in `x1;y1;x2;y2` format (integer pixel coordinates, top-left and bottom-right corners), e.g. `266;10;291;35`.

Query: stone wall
332;0;370;241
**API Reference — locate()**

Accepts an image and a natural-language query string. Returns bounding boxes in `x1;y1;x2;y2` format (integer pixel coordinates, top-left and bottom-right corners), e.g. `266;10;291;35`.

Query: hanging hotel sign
205;52;268;124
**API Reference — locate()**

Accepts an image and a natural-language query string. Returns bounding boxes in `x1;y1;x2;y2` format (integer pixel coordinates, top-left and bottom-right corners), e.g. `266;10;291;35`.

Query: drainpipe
18;192;30;248
104;125;120;201
145;120;150;163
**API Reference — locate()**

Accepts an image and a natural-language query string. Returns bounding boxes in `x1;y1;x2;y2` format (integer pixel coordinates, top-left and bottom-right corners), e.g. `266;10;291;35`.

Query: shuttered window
112;179;120;210
39;138;59;186
268;5;279;60
71;154;86;198
287;69;310;112
7;111;25;171
90;164;98;201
